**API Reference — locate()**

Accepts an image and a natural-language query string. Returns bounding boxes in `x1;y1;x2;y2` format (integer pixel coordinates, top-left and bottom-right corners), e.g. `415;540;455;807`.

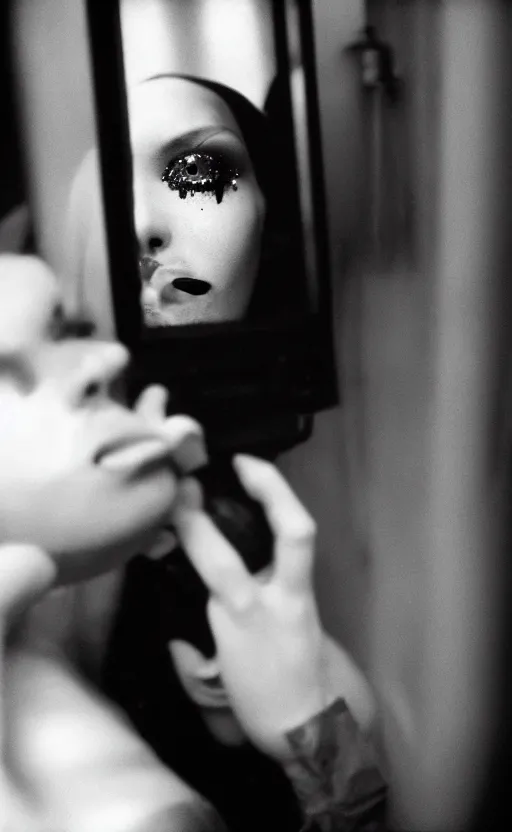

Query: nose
67;341;130;407
134;180;171;260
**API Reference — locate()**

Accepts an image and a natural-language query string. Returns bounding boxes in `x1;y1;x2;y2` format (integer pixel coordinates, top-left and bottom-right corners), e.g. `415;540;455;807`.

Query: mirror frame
9;0;339;454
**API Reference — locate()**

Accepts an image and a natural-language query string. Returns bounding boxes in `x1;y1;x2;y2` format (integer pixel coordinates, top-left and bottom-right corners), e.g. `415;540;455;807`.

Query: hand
171;454;329;760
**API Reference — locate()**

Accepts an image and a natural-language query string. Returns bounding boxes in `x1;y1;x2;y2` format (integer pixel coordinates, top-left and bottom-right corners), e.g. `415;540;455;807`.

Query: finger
134;386;207;473
161;415;208;473
232;455;316;591
134;385;169;423
172;478;255;610
0;544;56;621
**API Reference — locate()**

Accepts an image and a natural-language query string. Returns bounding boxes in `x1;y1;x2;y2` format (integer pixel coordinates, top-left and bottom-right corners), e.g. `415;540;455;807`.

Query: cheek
0;413;176;577
0;405;82;482
178;187;264;291
0;468;177;581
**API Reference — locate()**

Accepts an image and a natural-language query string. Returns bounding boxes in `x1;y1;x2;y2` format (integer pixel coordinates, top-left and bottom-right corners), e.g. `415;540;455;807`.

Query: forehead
128;77;242;153
0;256;59;352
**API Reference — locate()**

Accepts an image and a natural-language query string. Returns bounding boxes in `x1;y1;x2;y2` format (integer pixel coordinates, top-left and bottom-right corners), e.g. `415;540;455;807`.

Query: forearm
281;698;388;832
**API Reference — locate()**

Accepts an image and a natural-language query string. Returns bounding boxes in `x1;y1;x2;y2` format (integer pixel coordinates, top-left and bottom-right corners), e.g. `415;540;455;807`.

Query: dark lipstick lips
140;258;211;297
171;278;211;296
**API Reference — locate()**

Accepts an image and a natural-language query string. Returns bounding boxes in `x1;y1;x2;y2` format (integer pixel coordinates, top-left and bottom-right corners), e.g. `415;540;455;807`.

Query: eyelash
161;151;240;204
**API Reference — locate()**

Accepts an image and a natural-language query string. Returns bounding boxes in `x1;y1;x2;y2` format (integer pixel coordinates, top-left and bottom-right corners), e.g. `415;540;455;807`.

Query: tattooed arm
171;456;389;830
283;698;387;832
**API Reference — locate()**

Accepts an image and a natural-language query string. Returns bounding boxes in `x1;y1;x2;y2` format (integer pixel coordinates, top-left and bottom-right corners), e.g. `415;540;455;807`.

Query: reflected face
169;640;229;709
129;77;265;326
0;256;178;583
169;638;246;747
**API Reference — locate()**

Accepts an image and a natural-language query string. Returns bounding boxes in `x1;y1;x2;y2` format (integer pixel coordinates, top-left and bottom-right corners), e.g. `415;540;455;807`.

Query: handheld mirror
6;0;337;455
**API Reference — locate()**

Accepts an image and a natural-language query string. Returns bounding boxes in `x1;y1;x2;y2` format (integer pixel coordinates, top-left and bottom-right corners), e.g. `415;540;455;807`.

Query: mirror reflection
133;75;267;327
119;0;308;329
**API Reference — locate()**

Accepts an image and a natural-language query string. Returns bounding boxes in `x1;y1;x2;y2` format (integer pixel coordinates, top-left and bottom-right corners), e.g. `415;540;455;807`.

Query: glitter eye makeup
161;151;240;204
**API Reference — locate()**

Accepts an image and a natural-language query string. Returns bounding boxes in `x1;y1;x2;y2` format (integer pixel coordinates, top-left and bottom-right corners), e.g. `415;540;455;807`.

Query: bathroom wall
280;1;511;828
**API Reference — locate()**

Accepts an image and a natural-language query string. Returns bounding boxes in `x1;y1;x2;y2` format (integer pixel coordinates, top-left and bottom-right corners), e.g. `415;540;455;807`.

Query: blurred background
277;2;512;830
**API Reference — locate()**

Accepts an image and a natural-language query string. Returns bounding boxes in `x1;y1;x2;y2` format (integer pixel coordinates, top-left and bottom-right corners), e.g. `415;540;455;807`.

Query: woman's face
129;77;266;327
0;256;178;584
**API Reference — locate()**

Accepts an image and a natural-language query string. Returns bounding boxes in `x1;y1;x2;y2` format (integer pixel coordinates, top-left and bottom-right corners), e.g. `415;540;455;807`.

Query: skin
168;568;274;747
0;255;214;829
0;255;187;583
168;586;377;751
170;463;378;761
129;76;266;326
126;76;374;762
0;545;218;832
0;256;380;828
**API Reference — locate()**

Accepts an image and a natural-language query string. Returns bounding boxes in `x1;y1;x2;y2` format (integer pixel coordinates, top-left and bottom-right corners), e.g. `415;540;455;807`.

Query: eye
161;151;240;204
59;317;96;339
49;308;96;341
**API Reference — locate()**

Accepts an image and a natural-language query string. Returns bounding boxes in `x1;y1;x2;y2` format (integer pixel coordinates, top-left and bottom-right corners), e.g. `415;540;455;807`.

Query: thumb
0;544;56;621
134;385;169;423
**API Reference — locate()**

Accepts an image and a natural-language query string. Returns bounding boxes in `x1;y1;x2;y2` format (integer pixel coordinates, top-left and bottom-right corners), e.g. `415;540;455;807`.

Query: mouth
94;433;172;474
168;277;211;296
140;257;212;301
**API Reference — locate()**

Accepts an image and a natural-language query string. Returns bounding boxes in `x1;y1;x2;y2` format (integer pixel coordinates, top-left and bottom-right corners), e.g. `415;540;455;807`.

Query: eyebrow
159;127;244;164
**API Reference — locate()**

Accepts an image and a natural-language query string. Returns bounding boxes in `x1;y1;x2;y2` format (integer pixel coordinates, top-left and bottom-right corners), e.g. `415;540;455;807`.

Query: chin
54;523;164;584
50;474;177;583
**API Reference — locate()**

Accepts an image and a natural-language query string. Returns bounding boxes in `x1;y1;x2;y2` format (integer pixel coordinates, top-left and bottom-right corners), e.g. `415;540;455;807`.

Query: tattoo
283;699;388;831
